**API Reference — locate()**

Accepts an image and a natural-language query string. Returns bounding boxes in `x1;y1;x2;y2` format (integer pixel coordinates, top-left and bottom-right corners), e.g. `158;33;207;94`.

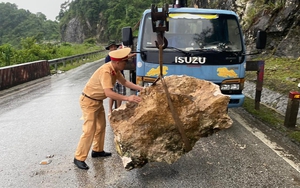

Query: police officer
74;47;143;170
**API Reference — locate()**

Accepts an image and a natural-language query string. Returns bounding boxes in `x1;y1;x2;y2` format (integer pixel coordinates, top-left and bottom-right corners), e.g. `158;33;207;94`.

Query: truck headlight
221;83;240;90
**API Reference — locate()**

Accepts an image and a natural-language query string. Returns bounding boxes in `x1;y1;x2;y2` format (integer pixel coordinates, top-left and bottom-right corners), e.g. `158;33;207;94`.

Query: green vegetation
244;57;300;143
243;97;285;130
243;97;300;143
289;131;300;144
0;2;60;47
243;0;286;29
1;0;289;47
49;51;107;74
246;58;300;95
58;0;175;41
0;37;103;67
0;0;174;67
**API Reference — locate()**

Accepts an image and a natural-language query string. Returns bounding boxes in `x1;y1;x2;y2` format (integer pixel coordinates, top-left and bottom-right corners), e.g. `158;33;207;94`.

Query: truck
122;1;266;108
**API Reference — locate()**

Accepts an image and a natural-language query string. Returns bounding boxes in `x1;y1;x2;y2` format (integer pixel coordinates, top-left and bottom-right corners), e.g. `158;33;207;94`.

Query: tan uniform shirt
82;62;126;100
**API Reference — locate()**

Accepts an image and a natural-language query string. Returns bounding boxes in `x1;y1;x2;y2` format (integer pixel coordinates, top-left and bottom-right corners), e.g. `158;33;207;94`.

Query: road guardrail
0;50;105;90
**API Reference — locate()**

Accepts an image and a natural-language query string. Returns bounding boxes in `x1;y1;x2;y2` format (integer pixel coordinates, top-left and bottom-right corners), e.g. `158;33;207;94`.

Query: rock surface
109;75;232;170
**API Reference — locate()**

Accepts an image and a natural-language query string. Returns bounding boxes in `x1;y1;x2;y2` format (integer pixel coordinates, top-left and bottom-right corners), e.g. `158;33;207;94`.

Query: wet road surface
1;59;300;187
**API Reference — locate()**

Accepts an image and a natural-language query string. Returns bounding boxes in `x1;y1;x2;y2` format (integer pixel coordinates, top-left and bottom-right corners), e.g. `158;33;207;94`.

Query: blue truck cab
123;5;266;108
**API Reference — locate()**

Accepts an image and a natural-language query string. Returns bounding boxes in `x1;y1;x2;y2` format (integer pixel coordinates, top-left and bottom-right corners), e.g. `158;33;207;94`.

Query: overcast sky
1;0;65;21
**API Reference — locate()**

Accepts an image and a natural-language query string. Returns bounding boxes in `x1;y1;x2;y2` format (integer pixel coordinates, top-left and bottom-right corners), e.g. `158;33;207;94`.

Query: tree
0;44;13;66
0;2;60;47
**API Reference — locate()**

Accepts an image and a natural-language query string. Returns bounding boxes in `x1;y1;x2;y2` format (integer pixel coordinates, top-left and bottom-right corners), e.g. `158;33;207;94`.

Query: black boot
91;151;112;158
74;158;89;170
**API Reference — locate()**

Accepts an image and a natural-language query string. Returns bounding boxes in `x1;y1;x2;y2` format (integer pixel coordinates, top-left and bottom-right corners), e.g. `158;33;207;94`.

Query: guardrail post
246;60;265;110
255;61;264;110
284;91;300;128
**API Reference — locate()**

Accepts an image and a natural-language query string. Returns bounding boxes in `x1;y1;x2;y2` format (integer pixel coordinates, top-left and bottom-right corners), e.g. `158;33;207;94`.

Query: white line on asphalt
231;110;300;173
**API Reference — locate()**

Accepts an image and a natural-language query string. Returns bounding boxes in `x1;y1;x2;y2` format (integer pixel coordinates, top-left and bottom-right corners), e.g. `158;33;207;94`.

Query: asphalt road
1;59;300;188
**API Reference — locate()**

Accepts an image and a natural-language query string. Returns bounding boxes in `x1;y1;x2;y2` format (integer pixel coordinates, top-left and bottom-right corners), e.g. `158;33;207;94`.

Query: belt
82;92;102;101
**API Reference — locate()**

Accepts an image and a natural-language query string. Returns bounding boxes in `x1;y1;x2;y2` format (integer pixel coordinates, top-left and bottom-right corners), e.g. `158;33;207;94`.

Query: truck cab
123;7;266;108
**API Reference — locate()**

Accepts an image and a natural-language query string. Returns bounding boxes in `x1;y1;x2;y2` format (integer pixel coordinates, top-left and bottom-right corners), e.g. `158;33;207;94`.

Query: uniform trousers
75;95;106;161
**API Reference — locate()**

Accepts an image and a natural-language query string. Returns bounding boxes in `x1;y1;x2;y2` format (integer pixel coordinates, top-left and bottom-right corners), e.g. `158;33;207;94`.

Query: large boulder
109;75;232;170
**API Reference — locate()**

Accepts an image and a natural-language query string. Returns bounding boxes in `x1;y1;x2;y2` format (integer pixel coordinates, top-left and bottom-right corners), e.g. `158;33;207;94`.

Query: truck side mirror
256;30;267;49
122;27;133;46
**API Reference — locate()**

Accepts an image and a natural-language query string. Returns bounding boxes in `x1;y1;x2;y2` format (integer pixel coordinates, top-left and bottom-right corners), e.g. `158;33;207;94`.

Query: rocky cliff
61;12;107;44
237;0;299;58
61;17;85;43
194;0;299;58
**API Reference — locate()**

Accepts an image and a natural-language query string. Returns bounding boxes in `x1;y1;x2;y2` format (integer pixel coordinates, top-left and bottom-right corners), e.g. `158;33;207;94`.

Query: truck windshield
142;13;243;52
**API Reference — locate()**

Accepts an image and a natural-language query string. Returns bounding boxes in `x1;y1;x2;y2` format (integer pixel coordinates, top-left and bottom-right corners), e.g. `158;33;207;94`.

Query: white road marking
231;110;300;173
